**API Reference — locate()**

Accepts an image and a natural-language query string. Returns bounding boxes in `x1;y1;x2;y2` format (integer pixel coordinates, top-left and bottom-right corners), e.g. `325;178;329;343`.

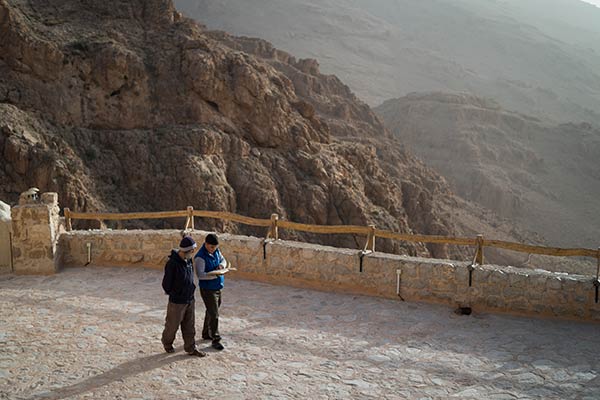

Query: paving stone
342;379;373;389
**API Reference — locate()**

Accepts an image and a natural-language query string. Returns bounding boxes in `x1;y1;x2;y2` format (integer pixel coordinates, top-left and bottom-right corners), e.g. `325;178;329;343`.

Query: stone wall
59;230;184;268
0;201;12;272
57;229;600;321
11;193;61;274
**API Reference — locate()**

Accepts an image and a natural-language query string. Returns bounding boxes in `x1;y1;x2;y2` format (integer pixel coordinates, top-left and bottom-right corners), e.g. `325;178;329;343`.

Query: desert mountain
0;0;538;263
376;93;600;249
176;0;600;125
3;0;594;273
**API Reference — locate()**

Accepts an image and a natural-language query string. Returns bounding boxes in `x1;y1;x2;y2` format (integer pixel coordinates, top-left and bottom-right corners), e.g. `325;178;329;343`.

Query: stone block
489;270;507;285
11;192;60;275
546;278;563;290
529;276;548;290
400;264;418;279
432;291;454;302
477;281;503;298
551;305;571;316
430;279;455;293
406;279;426;290
527;288;544;301
454;267;472;287
532;303;548;314
590;308;600;320
508;273;528;287
484;295;505;309
473;268;491;283
503;286;526;299
41;192;58;205
417;264;434;288
545;289;569;306
506;299;530;312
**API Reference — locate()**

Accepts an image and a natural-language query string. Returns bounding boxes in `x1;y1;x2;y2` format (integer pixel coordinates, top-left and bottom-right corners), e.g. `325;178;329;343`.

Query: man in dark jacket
161;235;206;357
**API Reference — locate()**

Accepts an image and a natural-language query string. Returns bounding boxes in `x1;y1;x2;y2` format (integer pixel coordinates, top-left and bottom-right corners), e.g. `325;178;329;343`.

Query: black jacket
162;250;196;304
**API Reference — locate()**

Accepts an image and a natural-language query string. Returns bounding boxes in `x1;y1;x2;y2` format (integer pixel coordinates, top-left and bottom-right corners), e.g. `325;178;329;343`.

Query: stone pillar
11;191;60;275
0;200;12;273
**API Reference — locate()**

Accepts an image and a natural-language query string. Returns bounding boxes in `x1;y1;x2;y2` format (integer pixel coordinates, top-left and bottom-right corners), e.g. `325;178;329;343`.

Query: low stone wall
57;229;600;322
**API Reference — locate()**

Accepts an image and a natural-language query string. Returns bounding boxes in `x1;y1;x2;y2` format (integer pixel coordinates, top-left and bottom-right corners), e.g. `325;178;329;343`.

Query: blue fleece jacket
194;245;225;291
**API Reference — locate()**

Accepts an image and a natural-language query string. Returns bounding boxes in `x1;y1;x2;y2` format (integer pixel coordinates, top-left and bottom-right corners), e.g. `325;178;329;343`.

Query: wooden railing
63;207;600;265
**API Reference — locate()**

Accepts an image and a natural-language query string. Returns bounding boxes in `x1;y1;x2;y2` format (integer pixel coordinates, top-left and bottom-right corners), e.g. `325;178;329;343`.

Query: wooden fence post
475;234;484;265
184;208;191;231
594;247;600;303
9;231;14;273
64;208;72;231
269;213;279;240
596;247;600;278
187;206;194;230
365;225;376;252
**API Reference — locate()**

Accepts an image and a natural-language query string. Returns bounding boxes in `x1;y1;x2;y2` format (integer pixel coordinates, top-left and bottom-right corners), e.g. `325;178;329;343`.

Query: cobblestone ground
0;267;599;400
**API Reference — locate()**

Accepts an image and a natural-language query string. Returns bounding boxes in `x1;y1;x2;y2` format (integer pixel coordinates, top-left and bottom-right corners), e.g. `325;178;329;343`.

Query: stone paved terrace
1;267;599;400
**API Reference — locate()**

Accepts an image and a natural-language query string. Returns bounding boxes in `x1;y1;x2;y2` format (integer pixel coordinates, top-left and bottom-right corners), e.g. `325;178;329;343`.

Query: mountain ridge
175;0;600;125
375;92;600;249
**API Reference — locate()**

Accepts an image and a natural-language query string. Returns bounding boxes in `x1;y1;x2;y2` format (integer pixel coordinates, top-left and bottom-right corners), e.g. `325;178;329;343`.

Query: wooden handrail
277;220;370;235
192;210;272;227
484;239;597;258
67;210;188;220
375;229;477;246
64;208;599;261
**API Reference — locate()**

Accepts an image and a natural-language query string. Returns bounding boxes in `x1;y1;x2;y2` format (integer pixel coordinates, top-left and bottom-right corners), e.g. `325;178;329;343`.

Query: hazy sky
582;0;600;6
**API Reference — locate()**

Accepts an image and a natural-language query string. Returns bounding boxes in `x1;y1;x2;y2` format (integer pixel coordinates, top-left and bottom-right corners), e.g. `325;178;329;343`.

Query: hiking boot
188;349;207;357
212;341;224;351
164;346;175;353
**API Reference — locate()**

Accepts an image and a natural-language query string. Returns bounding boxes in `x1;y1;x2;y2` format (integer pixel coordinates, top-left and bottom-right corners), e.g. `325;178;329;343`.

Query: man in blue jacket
161;235;206;357
194;233;227;351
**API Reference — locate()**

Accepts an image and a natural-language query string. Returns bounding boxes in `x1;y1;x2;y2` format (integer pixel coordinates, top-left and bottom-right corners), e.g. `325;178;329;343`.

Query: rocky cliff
376;93;600;249
1;0;539;263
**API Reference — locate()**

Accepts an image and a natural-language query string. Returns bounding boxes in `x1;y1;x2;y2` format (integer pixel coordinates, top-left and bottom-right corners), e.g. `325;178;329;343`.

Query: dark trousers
161;300;196;353
200;288;222;342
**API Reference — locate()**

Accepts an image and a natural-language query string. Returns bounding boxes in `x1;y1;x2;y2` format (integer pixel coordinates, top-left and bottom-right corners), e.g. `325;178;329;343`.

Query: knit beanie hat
179;236;197;252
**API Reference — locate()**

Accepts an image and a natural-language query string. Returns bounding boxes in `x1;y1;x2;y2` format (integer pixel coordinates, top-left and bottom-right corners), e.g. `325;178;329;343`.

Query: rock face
0;0;537;263
376;93;600;248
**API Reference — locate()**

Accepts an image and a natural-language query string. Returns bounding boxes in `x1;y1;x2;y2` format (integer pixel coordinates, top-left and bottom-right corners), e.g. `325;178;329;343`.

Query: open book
206;261;237;275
